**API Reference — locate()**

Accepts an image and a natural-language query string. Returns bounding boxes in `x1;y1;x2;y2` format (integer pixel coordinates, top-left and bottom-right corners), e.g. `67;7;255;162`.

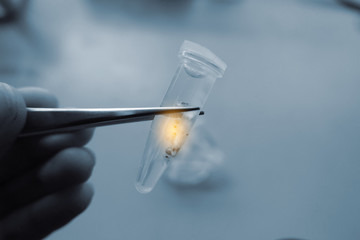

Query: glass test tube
135;40;227;193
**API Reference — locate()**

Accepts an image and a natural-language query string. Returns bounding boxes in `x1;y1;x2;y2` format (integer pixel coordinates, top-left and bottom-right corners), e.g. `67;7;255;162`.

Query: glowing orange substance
158;115;190;157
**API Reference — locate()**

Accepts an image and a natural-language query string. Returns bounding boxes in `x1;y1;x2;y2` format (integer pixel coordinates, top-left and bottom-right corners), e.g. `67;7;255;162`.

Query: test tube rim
178;40;227;78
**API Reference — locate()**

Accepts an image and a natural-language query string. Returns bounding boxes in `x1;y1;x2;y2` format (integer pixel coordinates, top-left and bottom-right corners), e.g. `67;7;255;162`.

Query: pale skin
0;83;95;239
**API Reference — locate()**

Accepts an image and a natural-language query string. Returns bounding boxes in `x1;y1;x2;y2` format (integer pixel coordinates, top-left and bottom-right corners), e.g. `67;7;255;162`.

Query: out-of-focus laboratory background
1;0;360;239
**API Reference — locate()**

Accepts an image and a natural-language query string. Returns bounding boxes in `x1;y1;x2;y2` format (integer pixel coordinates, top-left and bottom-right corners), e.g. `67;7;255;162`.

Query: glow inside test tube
135;40;227;193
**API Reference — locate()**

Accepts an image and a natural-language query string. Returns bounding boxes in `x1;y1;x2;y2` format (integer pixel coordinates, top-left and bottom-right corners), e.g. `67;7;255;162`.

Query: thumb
0;83;27;158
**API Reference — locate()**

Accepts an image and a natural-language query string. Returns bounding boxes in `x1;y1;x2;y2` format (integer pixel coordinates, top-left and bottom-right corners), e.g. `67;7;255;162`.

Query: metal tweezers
20;106;201;138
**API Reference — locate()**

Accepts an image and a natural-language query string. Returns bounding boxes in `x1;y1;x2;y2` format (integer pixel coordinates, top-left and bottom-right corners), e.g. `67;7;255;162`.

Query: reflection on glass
135;40;227;193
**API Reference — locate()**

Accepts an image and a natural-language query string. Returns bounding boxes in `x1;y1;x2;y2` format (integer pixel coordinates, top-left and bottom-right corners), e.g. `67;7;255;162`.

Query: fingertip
59;147;96;182
18;87;59;108
70;183;94;212
49;183;94;222
35;183;94;235
71;128;95;146
39;147;96;190
38;128;95;151
53;183;94;215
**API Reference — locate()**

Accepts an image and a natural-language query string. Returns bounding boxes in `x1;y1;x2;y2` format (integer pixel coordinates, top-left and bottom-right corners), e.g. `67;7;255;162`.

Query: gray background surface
1;0;360;239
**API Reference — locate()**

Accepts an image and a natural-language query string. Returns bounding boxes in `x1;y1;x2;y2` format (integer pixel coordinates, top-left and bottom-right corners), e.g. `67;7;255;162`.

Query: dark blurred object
276;238;308;240
87;0;193;19
337;0;360;12
0;0;28;24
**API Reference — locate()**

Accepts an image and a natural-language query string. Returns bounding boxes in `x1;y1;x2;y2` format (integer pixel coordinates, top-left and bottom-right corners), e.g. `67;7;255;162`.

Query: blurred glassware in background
165;119;224;186
135;40;226;194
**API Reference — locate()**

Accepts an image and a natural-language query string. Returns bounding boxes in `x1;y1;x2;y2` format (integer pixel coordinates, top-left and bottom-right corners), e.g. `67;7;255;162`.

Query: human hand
0;83;95;239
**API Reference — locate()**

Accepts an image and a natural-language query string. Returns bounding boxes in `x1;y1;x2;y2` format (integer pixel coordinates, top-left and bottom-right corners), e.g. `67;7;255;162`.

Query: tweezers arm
20;107;200;138
20;108;152;137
